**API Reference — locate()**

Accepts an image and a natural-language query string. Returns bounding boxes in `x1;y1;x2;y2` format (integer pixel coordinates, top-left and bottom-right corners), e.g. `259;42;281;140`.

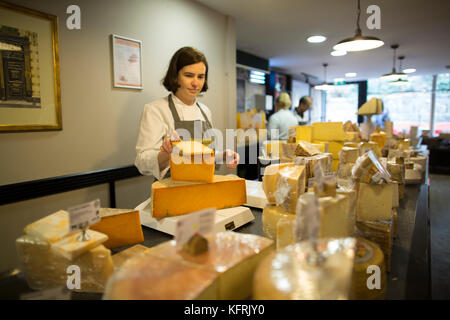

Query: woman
135;47;239;181
267;92;299;140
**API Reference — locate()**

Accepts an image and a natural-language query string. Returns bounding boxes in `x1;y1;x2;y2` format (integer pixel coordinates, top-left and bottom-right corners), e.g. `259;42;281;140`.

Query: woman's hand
158;131;181;170
222;149;240;170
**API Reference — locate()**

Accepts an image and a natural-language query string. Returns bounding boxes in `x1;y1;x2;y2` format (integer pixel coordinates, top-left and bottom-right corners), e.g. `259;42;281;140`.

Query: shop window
324;84;358;123
434;73;450;135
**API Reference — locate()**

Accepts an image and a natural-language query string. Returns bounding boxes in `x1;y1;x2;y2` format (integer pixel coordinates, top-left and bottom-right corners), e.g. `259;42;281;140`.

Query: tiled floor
429;174;450;299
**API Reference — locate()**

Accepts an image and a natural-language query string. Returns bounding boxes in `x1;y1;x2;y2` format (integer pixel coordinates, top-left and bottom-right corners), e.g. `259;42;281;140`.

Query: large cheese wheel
350;238;386;300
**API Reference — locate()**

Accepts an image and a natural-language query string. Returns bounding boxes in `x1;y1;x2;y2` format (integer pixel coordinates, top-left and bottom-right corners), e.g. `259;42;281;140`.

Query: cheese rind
16;235;114;293
356;183;393;221
151;175;247;218
51;229;108;261
169;140;215;183
23;210;72;243
90;208;144;249
312;122;345;141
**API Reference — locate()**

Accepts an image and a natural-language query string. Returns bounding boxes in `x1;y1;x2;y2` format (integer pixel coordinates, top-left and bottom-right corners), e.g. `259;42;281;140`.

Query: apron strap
196;102;213;131
167;94;182;123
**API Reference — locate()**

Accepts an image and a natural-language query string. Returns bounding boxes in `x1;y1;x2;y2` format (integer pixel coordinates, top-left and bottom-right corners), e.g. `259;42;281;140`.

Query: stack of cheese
370;130;387;153
387;157;406;200
343;121;361;143
352;152;395;272
104;232;274;300
337;146;360;183
151;140;247;218
311;122;346;172
261;163;306;244
16;210;114;292
359;141;382;158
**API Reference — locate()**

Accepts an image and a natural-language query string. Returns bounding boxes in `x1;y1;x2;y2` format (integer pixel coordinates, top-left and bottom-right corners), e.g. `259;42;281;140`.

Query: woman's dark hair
162;47;208;93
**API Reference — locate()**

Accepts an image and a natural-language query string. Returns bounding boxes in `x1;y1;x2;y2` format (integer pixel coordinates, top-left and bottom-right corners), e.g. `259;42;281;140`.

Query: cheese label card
175;208;215;246
68;199;101;232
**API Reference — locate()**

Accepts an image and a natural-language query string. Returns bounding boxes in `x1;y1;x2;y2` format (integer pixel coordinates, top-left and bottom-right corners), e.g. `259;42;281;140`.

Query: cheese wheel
350;238;386;300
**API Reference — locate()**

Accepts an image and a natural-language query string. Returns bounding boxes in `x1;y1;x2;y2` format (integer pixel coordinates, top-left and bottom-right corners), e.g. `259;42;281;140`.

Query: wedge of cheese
312;122;345;141
315;140;344;160
23;210;72;243
293;153;333;179
169;140;215;183
90;208;144;249
344;131;360;142
291;125;313;142
262;163;294;203
295;141;321;157
370;131;387;150
317;194;351;238
360;141;381;158
340;147;360;164
51;229;108;260
16;235;114;293
356;183;393;221
312;142;329;153
151;175;247;218
262;205;295;241
104;232;274;300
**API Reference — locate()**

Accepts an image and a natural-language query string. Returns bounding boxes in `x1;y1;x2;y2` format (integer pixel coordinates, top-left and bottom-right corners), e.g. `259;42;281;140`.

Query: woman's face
176;62;206;101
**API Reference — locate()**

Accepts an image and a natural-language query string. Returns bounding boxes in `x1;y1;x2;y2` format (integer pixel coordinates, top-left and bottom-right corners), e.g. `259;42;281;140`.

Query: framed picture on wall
111;34;143;89
0;1;62;132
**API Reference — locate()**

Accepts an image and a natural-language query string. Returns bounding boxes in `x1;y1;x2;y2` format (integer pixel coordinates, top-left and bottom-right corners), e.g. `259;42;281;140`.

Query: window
325;84;358;123
434;73;450;135
368;75;434;135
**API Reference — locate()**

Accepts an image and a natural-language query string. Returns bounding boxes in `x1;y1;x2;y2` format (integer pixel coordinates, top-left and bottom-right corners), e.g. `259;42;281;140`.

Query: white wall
0;0;236;272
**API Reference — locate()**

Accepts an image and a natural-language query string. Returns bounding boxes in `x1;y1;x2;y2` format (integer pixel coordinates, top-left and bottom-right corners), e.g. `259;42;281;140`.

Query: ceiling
196;0;450;83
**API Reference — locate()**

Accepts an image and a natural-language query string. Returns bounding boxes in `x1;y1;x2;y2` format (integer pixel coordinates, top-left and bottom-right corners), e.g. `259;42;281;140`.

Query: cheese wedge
295;141;321;157
90;208;144;249
340;147;360;164
293;153;333;178
169;140;215;183
370;131;387;150
315;140;344;160
16;235;114;293
312;142;329;153
151;175;246;218
356;183;393;221
359;141;381;158
262;205;295;241
23;210;72;243
317;194;351;238
51;229;108;261
291;125;313;142
344;131;360;142
104;232;274;300
312;122;345;141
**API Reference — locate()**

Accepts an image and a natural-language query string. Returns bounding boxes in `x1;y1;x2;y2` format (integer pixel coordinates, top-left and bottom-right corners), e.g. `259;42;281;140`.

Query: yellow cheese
104;232;274;300
317;194;351;238
391;182;399;208
387;162;405;183
370;131;387;150
332;159;340;172
262;163;294;203
90;208;144;249
262;205;295;241
344;142;360;148
151;175;246;218
281;143;297;160
356;183;393;221
16;235;114;293
169;140;215;183
344;131;360;142
291;125;313;142
311;142;328;153
276;217;295;250
312;122;345;141
253;239;356;300
359;141;381;158
23;210;72;243
51;229;108;261
275;165;307;213
340;147;360;164
337;188;357;236
111;244;149;269
350;238;386;300
295;141;321;157
266;140;284;158
355;220;392;272
294;153;333;178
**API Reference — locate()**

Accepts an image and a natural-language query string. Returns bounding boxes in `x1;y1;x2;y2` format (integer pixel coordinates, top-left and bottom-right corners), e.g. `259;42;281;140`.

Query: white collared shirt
134;95;213;180
267;109;299;140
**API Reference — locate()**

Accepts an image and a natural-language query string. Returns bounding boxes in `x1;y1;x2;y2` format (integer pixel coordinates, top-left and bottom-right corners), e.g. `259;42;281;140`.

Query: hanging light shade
390;56;409;85
315;63;332;91
381;45;408;81
333;0;384;52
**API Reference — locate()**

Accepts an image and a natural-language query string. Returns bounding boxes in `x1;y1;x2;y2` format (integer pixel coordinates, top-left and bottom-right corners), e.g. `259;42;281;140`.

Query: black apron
164;94;214;178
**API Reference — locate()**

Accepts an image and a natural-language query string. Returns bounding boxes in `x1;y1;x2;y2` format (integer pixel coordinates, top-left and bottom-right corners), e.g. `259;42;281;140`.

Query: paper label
68;199;101;232
175;208;215;246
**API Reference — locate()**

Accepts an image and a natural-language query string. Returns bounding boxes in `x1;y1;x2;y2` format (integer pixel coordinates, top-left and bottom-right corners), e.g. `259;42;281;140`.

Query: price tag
68;199;101;232
175;208;215;246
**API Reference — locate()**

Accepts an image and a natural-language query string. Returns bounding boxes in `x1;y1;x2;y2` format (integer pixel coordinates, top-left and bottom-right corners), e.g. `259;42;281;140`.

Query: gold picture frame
0;1;61;132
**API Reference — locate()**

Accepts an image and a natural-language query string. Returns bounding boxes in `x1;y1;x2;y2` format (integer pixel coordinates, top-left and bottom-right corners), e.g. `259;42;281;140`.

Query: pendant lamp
315;63;332;91
381;45;408;81
333;0;384;52
390;56;409;85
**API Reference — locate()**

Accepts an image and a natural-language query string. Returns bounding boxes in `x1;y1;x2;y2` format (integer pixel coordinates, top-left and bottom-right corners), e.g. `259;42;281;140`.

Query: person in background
267;92;299;140
295;96;312;125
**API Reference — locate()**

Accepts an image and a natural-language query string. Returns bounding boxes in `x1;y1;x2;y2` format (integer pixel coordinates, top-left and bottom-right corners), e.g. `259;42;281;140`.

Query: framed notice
112;34;143;89
0;1;62;132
